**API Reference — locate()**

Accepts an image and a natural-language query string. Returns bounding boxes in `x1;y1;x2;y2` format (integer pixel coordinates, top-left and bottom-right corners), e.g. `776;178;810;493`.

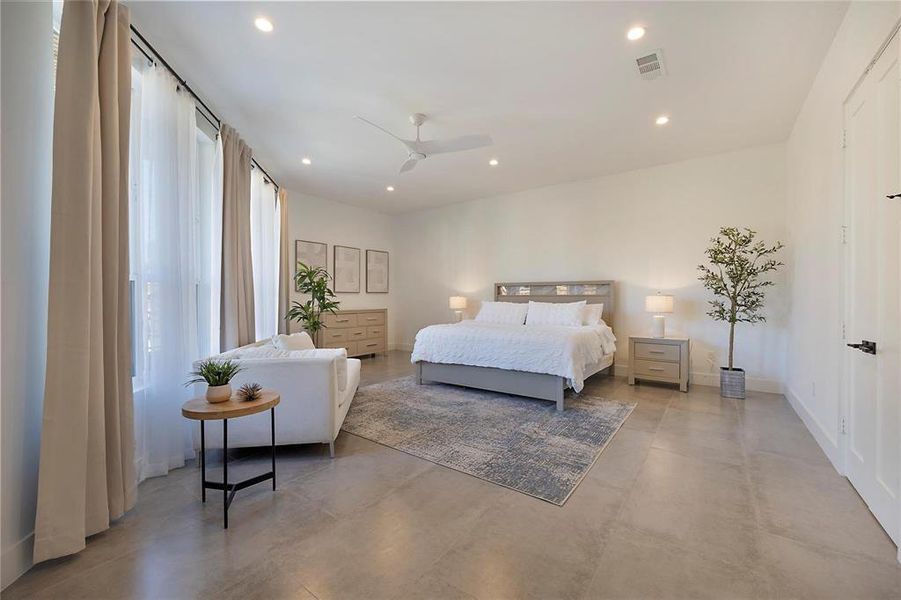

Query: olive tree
697;227;784;370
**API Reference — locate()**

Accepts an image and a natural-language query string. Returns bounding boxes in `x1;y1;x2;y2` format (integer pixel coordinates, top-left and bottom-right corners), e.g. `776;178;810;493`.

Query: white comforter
411;320;616;392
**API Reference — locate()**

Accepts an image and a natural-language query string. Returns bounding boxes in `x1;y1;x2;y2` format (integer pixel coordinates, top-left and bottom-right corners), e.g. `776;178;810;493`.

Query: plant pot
720;367;745;399
205;383;232;403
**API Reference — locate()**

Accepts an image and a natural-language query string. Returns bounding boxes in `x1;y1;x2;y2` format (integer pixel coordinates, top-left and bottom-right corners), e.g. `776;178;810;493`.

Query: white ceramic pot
206;383;232;403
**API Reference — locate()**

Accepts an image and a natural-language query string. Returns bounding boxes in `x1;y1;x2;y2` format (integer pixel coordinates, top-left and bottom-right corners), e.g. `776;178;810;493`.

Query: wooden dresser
319;309;387;357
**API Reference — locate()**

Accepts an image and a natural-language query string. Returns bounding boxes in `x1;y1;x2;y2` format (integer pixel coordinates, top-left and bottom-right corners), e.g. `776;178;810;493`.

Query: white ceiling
128;1;848;214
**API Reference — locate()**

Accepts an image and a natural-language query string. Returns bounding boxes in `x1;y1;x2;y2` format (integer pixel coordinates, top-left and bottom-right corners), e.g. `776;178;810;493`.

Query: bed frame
416;280;615;411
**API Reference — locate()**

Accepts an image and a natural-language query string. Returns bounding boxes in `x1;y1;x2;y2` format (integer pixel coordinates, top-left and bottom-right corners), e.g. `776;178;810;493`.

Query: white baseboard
689;371;783;394
393;343;413;353
1;532;34;591
613;366;781;393
784;385;844;474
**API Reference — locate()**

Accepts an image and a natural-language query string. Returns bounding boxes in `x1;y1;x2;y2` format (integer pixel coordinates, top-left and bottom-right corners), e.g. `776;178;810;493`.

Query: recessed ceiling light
655;115;670;125
627;26;645;41
386;186;395;192
301;157;312;165
488;158;499;166
254;17;273;33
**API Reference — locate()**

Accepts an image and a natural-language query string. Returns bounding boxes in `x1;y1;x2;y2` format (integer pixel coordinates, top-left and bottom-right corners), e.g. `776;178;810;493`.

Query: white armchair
193;343;360;457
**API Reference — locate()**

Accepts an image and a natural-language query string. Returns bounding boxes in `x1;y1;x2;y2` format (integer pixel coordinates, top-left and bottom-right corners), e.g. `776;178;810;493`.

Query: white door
843;32;900;548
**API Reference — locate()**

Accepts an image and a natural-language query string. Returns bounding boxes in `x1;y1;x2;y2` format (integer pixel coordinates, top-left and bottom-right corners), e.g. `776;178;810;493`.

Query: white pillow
582;303;605;326
474;301;528;325
272;332;316;351
525;300;586;327
230;346;291;359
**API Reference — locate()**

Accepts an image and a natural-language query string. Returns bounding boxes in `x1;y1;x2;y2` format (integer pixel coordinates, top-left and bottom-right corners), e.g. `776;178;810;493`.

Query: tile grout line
734;396;777;595
577;388;673;596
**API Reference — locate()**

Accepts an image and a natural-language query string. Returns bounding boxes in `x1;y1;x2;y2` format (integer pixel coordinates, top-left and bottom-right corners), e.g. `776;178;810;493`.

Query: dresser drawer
322;340;358;355
634;342;679;362
358;339;385;354
320;328;349;344
632;359;680;380
346;327;367;341
366;326;384;339
358;312;385;326
323;313;357;328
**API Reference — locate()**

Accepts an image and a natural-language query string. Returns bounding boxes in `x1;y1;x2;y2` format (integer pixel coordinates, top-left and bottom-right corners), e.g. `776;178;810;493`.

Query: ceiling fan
355;113;493;174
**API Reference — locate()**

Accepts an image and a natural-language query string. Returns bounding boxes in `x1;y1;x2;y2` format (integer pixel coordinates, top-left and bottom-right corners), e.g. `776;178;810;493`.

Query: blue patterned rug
341;376;635;505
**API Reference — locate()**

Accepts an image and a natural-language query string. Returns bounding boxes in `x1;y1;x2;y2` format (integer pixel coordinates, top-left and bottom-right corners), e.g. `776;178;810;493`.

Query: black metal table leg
200;420;206;503
196;406;277;529
223;418;228;529
186;393;279;532
271;407;276;490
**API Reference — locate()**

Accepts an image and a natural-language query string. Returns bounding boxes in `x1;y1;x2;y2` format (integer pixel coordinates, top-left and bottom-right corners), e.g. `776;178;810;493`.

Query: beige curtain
33;0;135;563
219;124;255;350
277;188;291;334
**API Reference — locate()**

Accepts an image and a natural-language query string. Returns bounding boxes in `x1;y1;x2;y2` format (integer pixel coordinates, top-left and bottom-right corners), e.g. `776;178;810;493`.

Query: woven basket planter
720;367;745;399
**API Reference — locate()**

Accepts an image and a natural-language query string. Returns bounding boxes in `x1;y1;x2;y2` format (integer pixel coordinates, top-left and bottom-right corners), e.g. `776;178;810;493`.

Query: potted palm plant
186;359;243;403
697;227;783;399
286;262;340;342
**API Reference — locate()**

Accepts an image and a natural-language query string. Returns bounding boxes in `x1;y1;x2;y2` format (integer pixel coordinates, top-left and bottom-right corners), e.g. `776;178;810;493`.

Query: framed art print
366;250;389;293
294;240;327;291
333;245;361;293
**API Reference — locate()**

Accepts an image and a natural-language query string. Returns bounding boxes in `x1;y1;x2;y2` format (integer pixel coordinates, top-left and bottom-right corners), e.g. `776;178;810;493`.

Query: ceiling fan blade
354;115;407;144
399;157;419;174
415;134;493;155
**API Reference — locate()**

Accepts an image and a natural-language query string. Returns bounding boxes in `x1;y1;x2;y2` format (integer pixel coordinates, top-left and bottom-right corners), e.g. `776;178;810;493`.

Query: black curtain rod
250;163;275;188
130;35;220;146
129;25;221;129
128;24;280;191
250;160;278;190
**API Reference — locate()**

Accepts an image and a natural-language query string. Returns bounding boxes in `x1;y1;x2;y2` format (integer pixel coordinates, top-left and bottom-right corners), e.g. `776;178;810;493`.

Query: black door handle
888;193;901;200
847;340;877;355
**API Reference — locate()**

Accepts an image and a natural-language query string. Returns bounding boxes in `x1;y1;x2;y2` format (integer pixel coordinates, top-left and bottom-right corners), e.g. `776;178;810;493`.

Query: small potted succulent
238;383;263;402
186;359;243;403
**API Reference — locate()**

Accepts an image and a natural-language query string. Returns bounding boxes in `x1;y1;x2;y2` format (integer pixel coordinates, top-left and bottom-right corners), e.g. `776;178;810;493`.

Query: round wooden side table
181;391;280;529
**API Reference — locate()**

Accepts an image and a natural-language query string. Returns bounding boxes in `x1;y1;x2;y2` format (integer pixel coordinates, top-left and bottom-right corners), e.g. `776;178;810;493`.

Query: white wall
1;0;53;589
784;2;900;470
286;191;399;348
393;144;789;391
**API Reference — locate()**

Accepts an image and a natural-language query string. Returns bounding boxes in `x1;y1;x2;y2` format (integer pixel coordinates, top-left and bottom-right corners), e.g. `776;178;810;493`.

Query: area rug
341;376;635;505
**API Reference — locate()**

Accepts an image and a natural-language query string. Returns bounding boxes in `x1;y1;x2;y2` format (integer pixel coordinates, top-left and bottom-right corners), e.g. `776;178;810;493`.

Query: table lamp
449;296;467;322
645;293;674;338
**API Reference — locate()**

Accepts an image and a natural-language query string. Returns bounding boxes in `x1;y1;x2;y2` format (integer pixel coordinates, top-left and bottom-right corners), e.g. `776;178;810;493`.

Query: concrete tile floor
4;350;900;599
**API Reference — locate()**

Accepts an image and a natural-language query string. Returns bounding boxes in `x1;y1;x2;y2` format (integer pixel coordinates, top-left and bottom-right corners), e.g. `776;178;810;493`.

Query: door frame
839;18;901;561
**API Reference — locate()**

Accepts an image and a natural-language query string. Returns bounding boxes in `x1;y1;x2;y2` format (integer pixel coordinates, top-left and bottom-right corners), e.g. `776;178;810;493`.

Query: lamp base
453;310;463;323
651;315;666;338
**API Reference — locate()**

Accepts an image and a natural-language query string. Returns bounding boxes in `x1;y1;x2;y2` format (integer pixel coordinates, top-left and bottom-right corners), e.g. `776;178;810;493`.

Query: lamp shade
449;296;467;310
645;294;674;314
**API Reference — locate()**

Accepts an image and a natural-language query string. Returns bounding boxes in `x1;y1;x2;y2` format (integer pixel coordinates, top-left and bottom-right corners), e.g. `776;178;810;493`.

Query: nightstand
628;336;690;392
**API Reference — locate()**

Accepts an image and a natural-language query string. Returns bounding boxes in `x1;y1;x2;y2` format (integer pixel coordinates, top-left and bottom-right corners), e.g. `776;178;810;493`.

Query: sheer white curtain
250;168;280;340
208;135;224;355
130;65;210;482
194;124;222;358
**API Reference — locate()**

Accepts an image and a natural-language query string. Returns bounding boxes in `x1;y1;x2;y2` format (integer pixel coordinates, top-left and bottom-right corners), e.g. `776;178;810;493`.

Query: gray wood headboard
494;280;615;328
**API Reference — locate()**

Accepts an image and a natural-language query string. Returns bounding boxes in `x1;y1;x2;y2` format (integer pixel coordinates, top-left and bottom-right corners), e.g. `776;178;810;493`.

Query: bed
412;280;615;411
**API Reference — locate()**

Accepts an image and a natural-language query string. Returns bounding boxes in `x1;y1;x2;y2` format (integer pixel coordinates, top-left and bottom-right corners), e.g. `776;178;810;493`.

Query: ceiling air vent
636;49;666;80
